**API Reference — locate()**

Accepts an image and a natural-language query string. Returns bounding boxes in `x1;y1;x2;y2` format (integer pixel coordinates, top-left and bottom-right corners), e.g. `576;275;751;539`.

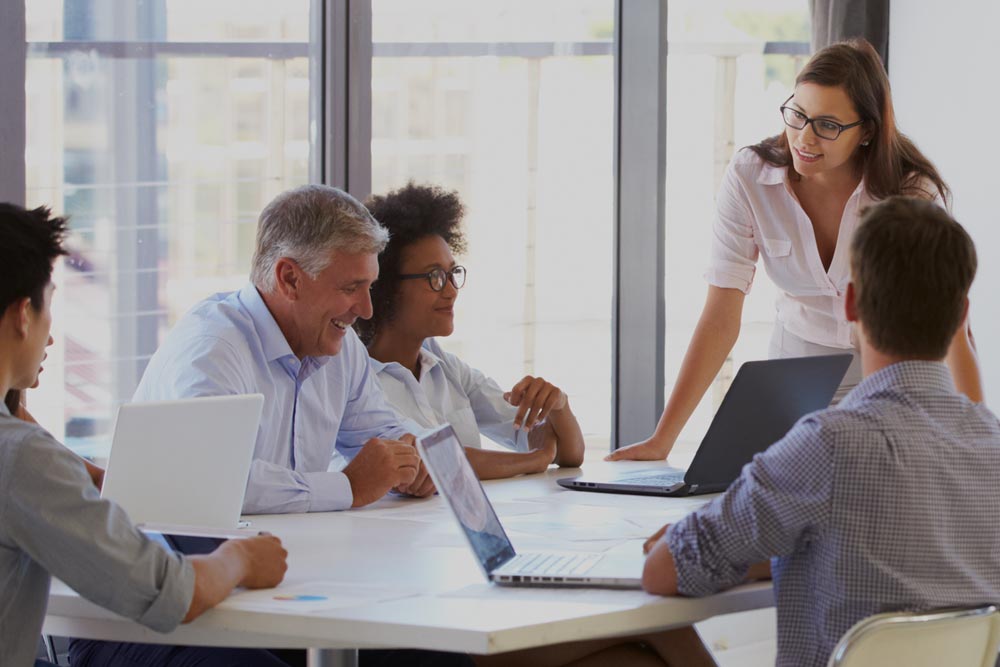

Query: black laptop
558;354;852;497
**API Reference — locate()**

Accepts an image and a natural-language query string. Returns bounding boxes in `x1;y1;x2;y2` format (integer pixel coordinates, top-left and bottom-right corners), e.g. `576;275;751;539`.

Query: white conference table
43;461;773;665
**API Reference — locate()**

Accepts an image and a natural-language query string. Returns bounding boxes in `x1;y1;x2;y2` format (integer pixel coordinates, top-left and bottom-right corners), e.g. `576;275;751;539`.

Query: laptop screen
418;425;516;575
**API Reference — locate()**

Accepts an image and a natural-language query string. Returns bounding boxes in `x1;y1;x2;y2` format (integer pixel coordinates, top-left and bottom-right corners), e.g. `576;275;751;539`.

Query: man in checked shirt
641;195;1000;667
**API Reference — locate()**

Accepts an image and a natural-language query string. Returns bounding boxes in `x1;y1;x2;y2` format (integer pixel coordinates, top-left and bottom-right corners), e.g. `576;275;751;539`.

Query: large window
25;0;317;457
663;0;810;463
371;0;616;452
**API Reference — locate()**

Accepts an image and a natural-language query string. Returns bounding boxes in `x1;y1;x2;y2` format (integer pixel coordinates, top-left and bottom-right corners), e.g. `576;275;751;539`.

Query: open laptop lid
417;424;516;578
683;354;852;490
102;394;264;529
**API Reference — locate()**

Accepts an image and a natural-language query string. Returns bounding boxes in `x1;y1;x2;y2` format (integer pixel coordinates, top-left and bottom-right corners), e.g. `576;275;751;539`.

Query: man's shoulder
809;401;889;433
0;419;74;488
161;291;257;353
772;405;888;460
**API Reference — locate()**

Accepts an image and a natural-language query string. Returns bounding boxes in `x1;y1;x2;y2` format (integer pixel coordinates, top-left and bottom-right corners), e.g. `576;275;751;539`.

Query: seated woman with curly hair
357;183;585;480
359;183;717;667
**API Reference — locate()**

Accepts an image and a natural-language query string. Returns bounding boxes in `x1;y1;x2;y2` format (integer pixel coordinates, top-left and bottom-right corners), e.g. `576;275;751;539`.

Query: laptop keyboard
616;469;685;486
507;552;602;576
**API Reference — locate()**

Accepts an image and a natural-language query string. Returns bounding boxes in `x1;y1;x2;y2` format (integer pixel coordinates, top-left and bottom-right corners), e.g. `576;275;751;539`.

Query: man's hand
231;534;288;589
504;376;568;431
388;433;435;497
184;534;288;622
343;438;420;508
394;458;436;497
643;523;670;555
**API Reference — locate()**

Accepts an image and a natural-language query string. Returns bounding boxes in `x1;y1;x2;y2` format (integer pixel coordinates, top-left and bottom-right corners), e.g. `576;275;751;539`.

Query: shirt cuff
664;517;741;598
137;554;196;633
704;267;754;295
303;470;354;512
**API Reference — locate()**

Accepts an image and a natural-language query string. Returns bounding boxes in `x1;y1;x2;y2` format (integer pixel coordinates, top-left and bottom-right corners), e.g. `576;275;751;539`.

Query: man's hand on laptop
344;438;421;507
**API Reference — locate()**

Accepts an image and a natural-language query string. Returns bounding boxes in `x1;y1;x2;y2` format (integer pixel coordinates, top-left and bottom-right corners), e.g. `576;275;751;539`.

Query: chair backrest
828;605;1000;667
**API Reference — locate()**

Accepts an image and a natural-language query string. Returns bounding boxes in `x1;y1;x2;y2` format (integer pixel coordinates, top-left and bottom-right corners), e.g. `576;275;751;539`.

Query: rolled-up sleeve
664;417;833;597
2;430;195;632
704;160;760;294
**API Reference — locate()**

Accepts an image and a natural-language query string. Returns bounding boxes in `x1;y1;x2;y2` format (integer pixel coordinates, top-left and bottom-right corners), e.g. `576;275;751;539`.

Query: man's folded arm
242;458;353;514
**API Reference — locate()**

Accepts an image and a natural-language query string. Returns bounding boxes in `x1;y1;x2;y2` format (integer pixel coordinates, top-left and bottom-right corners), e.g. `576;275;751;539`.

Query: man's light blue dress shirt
134;283;411;514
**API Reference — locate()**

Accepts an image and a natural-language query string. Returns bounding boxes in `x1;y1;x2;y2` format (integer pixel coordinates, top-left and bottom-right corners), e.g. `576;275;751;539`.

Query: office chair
828;605;1000;667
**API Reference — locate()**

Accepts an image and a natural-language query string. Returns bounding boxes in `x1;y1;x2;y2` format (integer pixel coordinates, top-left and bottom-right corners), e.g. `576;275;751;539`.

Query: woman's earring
861;140;870;146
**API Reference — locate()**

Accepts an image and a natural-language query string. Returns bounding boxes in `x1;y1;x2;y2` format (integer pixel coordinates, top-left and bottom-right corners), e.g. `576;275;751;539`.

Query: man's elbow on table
642;541;680;596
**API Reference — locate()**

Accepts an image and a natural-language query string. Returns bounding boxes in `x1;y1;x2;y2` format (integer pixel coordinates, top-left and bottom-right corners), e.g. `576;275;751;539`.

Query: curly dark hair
356;183;467;345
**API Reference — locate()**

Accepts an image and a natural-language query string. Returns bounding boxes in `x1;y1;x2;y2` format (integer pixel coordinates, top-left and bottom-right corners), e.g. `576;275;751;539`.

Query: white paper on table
217;582;422;614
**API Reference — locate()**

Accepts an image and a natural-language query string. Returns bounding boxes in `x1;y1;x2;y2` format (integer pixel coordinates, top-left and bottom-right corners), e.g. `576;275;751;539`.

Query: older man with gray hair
129;185;433;515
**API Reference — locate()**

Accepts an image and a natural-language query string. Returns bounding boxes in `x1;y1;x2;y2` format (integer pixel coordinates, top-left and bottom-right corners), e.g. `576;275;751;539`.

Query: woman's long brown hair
749;38;950;203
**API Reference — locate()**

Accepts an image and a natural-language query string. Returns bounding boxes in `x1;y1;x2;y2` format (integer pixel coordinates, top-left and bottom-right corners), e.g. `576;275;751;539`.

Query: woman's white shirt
369;338;529;452
706;148;879;349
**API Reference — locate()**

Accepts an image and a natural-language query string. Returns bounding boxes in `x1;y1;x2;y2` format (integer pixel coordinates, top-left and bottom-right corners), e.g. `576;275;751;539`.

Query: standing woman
610;38;982;462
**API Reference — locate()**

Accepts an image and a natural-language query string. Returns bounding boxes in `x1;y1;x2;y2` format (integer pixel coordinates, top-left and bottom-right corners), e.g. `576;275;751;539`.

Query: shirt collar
237;283;330;372
757;162;868;200
839;360;956;408
371;344;441;381
238;283;297;363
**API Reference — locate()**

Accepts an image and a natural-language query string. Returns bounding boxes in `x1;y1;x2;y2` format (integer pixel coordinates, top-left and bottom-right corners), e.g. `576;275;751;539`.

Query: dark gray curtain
811;0;890;67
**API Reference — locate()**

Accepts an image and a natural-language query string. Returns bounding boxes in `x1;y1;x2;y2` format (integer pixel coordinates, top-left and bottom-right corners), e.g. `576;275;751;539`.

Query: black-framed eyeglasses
398;265;467;292
779;96;865;141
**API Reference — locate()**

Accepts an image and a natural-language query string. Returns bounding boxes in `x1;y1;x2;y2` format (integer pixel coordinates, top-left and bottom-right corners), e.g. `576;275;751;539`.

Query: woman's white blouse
706;148;881;349
369;338;529;451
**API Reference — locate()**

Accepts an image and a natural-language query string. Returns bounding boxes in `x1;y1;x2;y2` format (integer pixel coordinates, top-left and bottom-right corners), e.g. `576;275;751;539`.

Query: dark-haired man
641;196;1000;667
0;203;289;667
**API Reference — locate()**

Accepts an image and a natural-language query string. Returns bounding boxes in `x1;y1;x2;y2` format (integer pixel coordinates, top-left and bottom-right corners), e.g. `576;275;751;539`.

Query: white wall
890;2;1000;408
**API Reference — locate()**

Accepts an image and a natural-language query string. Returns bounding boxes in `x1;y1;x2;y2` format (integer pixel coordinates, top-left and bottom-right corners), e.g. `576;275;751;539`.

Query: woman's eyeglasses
398;265;467;292
780;96;865;141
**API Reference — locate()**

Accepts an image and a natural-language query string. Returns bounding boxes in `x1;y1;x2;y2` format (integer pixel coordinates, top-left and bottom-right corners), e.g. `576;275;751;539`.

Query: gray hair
250;185;389;292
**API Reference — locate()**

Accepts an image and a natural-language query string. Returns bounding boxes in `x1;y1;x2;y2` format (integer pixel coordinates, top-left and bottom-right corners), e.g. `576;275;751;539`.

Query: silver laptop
101;394;264;530
559;354;852;497
418;424;644;589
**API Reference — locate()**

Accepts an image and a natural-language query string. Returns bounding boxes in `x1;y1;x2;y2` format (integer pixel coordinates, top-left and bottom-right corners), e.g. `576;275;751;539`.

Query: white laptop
101;394;264;531
417;424;645;589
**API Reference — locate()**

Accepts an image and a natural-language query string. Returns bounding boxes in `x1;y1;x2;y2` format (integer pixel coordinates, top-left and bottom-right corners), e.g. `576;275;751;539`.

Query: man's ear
273;258;302;301
14;298;33;338
844;282;859;323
